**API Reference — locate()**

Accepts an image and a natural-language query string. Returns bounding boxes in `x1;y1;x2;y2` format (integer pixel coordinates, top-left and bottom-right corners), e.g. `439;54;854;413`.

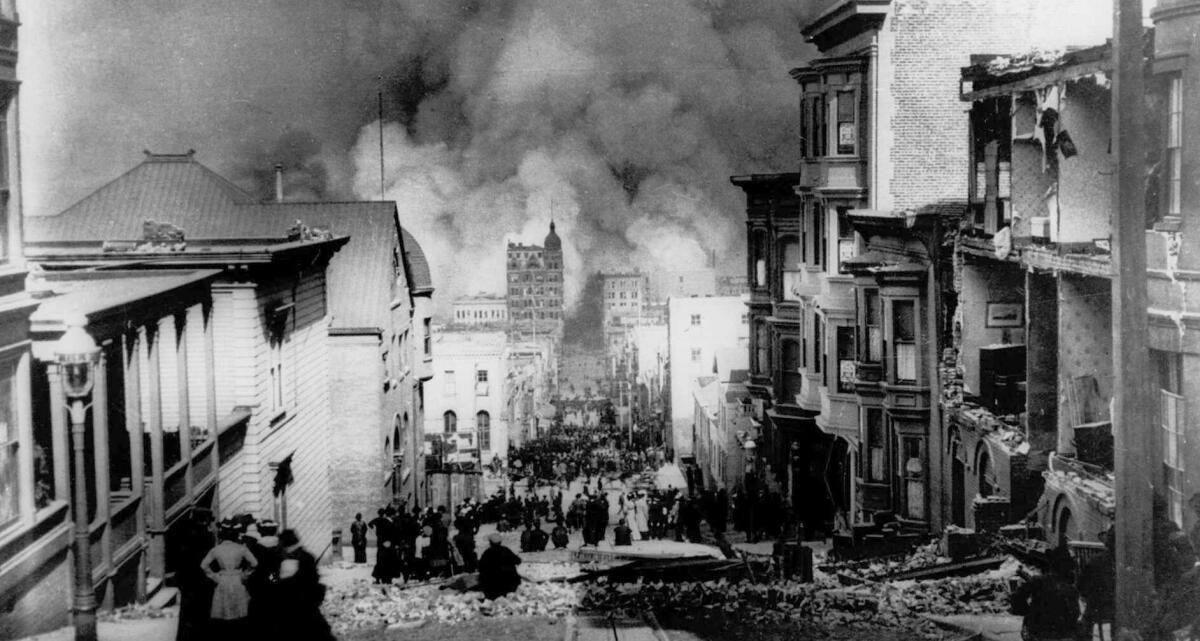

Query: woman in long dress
623;494;642;541
201;521;258;636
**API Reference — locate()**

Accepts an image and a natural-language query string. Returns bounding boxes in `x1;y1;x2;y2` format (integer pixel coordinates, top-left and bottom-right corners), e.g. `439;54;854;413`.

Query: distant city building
506;222;564;338
716;275;750;296
666;295;749;461
452;295;508;326
425;329;510;470
602;272;648;326
650;269;716;302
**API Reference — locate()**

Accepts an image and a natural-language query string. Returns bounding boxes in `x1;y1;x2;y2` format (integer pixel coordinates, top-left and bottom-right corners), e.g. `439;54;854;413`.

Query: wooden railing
109;495;141;564
192;439;216;488
163;462;188;517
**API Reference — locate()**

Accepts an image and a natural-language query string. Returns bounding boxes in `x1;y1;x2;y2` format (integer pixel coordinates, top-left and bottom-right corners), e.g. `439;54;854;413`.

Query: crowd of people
175;510;333;641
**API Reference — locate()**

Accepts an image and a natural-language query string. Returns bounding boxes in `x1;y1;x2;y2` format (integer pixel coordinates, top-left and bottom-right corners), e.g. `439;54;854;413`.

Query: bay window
892;300;917;383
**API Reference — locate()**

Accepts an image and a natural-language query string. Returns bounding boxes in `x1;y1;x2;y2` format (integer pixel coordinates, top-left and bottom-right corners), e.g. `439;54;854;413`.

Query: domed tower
542;221;564;326
544;220;562;252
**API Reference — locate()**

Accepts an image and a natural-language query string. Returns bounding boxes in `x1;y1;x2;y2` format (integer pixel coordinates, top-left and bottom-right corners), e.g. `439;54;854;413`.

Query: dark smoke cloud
22;0;820;314
563;272;604;349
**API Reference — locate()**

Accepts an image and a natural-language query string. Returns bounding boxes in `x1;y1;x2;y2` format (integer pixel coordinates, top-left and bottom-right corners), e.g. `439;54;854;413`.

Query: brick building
506;222;564;339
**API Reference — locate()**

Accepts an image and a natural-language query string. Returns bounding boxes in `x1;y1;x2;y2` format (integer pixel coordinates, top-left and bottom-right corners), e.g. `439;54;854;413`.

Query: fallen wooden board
880;556;1007;582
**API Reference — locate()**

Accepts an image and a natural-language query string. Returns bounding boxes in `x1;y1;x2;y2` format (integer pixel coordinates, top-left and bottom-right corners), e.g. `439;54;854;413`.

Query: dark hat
258;519;278;536
278;529;300;547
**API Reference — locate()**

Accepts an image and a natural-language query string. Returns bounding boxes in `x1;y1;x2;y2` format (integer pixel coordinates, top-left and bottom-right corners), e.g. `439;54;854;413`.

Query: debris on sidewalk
321;578;578;633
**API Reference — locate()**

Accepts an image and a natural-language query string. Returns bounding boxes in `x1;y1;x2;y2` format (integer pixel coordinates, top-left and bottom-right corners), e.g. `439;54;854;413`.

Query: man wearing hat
477;532;522;600
275;529;334;641
247;519;282;636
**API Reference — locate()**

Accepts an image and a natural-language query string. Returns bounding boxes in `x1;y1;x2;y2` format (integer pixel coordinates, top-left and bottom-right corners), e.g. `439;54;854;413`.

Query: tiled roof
26;152;424;332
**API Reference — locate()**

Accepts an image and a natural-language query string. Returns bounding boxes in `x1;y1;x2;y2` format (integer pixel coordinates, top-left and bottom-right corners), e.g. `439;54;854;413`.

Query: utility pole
1110;0;1155;634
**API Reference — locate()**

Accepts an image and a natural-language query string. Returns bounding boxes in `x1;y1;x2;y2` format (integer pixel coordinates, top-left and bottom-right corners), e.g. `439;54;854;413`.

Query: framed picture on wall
985;302;1023;328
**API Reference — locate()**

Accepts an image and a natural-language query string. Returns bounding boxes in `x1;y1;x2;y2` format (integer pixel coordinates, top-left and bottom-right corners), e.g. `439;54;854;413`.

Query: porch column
16;352;33;528
48;365;69;506
146;324;166;579
203;302;217;442
92;346;112;581
175;312;191;496
123;329;146;602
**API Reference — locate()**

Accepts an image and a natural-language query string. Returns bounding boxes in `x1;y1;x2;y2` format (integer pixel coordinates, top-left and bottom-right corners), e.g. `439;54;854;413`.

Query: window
443;411;457;434
811;202;827;271
893;300;917;382
1167;76;1183;218
863;289;882;363
901;436;926;520
476;370;488;383
691;348;702;363
1154;349;1185;525
477;411;491;451
443;370;455;395
691;314;701;327
267;303;293;415
423;318;432;356
0;358;17;529
836;90;857;155
805;94;827;157
837;208;855;273
836;326;855;393
864;408;886;483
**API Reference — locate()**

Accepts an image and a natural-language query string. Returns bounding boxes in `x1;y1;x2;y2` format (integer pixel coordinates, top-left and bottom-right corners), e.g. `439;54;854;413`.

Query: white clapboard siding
252;267;334;549
214;282;265;519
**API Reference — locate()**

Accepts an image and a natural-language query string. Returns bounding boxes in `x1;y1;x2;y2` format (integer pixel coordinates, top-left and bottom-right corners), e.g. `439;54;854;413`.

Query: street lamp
55;315;101;641
742;439;757;543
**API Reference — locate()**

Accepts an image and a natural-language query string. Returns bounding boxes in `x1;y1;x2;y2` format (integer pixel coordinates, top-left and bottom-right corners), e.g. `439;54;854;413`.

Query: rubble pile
819;541;946;581
519;561;585;582
579;570;1015;637
98;602;176;622
322;578;578;633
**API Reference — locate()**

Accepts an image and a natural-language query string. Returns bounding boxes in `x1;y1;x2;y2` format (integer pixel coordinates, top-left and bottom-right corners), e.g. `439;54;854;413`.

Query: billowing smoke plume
351;0;815;313
564;272;605;349
22;0;817;315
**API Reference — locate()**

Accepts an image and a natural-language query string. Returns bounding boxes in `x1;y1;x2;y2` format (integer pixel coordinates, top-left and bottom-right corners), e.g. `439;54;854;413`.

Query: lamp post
742;439;757;543
55;315;101;641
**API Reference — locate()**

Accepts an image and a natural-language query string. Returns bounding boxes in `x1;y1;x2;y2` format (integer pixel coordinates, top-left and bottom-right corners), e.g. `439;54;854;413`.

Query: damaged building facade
945;1;1200;546
730;0;1078;540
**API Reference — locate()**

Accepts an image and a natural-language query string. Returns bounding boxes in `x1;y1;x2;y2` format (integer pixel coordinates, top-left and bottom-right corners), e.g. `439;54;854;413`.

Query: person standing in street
478;533;522;600
1009;548;1080;641
275;529;335;641
350;513;368;564
201;520;258;638
176;509;215;641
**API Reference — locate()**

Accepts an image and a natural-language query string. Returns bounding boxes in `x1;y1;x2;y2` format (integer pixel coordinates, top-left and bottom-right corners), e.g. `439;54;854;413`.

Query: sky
16;0;1119;313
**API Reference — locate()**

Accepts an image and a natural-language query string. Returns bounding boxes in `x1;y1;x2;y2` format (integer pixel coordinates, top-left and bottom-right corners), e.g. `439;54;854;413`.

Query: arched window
477;411;491;451
443;410;457;433
977;447;995;498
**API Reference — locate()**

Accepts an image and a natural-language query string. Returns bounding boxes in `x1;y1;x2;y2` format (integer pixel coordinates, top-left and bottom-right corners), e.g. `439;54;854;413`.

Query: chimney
274;164;284;202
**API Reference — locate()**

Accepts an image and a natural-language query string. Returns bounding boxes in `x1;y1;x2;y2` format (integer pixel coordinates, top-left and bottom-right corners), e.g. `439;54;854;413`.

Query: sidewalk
923;614;1022;641
18;615;178;641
